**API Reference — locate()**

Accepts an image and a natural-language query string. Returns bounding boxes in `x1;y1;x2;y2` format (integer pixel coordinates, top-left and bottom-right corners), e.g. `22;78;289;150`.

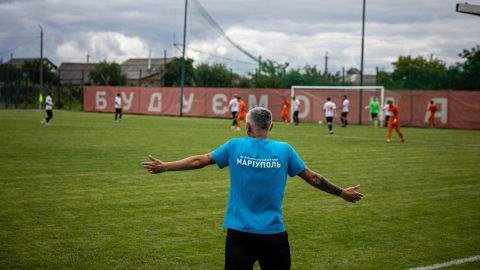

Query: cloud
56;32;149;63
1;0;479;75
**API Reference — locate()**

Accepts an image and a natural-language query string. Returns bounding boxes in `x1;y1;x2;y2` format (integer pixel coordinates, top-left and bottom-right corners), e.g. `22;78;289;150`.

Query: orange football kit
237;100;247;129
281;100;290;123
386;104;405;143
428;103;437;127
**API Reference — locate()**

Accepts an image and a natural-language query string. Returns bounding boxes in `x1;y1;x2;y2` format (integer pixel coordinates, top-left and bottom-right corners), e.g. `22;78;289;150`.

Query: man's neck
248;132;268;139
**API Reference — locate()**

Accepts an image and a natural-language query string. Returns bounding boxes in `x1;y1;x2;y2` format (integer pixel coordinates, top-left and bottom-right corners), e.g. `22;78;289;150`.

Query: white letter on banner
248;95;269;109
212;94;228;114
96;91;107;110
297;95;310;118
148;93;162;112
424;98;448;124
122;92;134;110
182;93;194;113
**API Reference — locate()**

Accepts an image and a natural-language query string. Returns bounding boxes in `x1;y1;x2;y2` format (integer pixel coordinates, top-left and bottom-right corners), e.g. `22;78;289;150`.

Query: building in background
6;58;57;74
121;58;173;87
58;63;98;85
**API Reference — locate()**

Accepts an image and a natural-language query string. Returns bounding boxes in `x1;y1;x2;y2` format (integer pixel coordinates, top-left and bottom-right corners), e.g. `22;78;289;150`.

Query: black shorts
341;112;348;117
326;116;333;123
115;108;122;113
225;229;290;270
371;113;378;118
232;111;238;118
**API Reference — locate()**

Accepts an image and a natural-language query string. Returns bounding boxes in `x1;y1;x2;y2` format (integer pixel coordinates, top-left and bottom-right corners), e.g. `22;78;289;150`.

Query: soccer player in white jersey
340;95;350;127
292;96;300;125
114;93;122;122
40;92;53;126
228;94;239;129
383;103;391;128
323;97;336;134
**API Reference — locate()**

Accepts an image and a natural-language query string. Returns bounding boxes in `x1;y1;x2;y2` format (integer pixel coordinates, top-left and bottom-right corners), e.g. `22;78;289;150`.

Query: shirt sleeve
211;140;232;169
287;145;305;177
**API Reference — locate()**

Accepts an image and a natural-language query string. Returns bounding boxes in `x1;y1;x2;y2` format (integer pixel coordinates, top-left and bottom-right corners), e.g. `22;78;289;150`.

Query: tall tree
22;60;58;85
89;61;127;86
386;55;449;89
194;63;231;87
457;46;480;90
163;57;195;87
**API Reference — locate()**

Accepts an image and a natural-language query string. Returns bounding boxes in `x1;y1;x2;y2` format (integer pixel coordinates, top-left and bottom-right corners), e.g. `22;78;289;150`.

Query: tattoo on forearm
308;174;343;196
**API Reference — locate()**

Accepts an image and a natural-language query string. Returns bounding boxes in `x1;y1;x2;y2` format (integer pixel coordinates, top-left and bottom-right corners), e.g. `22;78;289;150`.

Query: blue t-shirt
211;137;305;234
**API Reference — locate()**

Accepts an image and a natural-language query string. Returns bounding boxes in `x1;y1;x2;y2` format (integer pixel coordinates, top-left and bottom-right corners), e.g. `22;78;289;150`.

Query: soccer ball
318;120;323;124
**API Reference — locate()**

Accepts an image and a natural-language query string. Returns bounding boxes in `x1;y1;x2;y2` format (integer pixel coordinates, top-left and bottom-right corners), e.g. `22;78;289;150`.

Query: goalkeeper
365;97;380;127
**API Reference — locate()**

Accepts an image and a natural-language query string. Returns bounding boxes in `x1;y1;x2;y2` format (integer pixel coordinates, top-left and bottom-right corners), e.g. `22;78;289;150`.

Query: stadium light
456;3;480;16
180;0;188;117
359;0;366;125
38;25;43;96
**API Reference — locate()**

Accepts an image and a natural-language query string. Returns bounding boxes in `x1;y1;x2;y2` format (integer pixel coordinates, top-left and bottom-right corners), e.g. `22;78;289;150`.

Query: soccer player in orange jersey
281;98;290;124
428;100;437;128
236;96;247;131
386;100;405;143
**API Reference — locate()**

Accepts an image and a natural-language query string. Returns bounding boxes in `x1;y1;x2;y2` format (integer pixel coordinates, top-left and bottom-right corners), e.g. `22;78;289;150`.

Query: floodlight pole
358;0;366;125
39;25;43;96
179;0;188;116
456;3;480;16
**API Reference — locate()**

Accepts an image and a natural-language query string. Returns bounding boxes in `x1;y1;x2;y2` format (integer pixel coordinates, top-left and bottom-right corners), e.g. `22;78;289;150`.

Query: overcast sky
1;0;479;75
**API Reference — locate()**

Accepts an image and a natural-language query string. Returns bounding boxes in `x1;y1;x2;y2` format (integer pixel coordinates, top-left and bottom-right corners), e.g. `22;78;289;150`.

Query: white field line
406;255;480;270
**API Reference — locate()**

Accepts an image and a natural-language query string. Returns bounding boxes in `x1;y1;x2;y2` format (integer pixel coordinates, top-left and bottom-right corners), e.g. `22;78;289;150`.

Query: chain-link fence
0;69;84;111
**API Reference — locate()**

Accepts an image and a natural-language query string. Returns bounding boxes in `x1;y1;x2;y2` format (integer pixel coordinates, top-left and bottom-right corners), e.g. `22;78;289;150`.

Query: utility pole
179;0;188;116
163;50;167;86
359;0;366;125
39;25;43;96
324;52;329;75
342;67;345;85
164;50;167;67
258;56;262;74
86;52;90;64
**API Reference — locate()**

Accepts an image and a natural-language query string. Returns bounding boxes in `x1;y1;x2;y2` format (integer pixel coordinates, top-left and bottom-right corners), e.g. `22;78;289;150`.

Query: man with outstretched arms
143;107;363;270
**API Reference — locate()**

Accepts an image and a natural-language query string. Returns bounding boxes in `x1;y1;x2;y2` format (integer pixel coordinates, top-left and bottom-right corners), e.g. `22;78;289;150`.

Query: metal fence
0;71;84;111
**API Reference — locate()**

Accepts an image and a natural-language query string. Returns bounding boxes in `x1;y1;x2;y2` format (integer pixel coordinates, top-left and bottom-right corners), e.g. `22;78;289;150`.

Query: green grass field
1;110;479;270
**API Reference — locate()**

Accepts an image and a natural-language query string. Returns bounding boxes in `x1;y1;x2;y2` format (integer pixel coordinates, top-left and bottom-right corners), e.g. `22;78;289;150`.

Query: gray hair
246;107;272;132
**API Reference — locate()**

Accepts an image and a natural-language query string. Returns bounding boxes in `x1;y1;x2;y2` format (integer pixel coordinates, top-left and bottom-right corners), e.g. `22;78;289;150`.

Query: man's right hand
340;184;363;203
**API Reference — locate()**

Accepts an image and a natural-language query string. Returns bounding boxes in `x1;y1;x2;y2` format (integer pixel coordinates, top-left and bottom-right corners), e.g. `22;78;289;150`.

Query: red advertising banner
84;86;480;129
